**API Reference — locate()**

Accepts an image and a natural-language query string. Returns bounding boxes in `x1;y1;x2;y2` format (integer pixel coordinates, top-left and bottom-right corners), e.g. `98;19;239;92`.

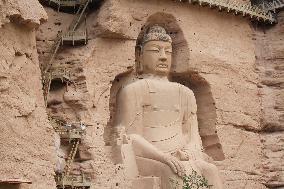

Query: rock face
0;0;56;189
90;0;265;188
37;0;265;188
0;0;283;188
254;11;284;188
0;0;47;28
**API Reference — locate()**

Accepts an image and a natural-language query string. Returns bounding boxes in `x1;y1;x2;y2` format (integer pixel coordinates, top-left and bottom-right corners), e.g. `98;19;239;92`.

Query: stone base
131;177;161;189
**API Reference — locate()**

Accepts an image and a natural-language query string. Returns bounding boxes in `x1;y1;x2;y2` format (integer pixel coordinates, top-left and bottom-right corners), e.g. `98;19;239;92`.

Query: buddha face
140;40;172;76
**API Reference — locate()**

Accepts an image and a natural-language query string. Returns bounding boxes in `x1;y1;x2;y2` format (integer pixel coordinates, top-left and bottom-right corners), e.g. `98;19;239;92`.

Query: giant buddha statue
114;25;223;189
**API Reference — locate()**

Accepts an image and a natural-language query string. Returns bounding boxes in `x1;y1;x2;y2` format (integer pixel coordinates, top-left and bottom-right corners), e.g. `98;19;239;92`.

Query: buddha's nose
159;49;167;62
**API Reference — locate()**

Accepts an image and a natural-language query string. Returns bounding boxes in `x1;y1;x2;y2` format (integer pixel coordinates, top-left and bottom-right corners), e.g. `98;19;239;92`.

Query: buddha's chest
143;89;180;110
137;80;186;152
141;82;183;128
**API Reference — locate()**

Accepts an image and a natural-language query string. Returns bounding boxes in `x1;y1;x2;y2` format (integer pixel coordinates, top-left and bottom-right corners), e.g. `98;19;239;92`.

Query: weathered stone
0;0;282;188
0;3;56;188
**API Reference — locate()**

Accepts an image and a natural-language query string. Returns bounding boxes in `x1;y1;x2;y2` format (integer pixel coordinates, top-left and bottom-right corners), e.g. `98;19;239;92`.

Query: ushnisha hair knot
142;25;172;45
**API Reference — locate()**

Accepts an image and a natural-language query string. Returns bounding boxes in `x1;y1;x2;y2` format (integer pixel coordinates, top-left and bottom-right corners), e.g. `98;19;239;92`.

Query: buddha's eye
165;49;172;53
147;47;160;53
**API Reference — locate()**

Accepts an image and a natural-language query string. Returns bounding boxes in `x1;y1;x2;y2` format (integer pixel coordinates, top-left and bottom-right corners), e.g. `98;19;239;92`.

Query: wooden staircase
41;0;91;105
68;0;91;32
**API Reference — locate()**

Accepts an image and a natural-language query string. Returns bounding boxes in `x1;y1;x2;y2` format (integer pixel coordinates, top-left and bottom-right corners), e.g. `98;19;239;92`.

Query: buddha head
136;25;173;76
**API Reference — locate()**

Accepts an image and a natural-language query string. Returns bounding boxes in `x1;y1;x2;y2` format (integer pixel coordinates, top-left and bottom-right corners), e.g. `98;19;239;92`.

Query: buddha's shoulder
158;81;191;91
176;82;193;91
121;79;193;94
119;79;146;93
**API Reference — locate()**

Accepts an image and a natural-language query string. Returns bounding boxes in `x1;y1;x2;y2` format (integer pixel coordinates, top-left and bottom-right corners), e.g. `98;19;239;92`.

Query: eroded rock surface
0;1;56;188
0;0;282;188
254;11;284;188
0;0;47;28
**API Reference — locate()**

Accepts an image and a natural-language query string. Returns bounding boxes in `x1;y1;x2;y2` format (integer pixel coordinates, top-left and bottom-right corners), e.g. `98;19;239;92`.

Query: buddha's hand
162;154;185;177
176;150;190;161
178;149;202;161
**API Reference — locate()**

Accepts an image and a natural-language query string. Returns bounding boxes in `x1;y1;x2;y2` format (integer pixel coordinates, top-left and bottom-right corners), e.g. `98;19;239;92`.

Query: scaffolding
39;1;93;188
55;173;93;189
43;66;72;106
41;0;91;105
49;117;86;141
61;30;88;45
50;117;92;189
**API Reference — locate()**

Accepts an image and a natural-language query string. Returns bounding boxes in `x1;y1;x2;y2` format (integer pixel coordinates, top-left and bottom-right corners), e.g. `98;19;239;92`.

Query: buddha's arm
183;90;203;159
116;86;184;176
129;134;185;176
186;112;203;153
116;86;164;159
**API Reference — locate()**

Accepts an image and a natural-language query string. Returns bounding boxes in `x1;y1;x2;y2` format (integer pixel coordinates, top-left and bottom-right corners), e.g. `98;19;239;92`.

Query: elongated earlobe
137;58;143;74
135;45;143;74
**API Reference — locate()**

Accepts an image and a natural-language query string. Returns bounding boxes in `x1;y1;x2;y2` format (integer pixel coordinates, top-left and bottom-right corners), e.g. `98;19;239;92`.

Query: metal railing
49;67;72;81
180;0;277;23
61;30;88;45
49;117;87;139
55;173;92;188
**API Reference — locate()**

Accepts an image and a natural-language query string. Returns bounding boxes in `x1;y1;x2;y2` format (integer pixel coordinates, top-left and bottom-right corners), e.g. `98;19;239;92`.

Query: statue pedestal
132;177;161;189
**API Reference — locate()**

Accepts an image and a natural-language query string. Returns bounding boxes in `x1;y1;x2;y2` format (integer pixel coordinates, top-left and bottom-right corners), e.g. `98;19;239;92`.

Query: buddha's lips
157;64;168;68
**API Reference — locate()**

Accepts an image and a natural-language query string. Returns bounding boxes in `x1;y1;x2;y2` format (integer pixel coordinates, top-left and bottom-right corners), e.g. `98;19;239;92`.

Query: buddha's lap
136;156;202;177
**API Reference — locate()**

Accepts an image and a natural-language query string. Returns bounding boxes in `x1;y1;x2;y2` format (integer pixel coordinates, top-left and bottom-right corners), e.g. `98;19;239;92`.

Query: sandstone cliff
0;0;56;189
37;0;266;188
0;0;283;188
254;11;284;188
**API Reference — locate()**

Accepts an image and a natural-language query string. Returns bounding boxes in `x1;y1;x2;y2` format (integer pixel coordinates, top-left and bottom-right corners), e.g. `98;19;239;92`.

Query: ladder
43;34;62;73
68;0;91;32
180;0;277;23
64;139;80;176
49;117;86;175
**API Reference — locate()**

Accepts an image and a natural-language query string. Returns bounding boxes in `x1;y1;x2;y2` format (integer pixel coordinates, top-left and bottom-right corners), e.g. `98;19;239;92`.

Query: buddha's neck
139;73;169;81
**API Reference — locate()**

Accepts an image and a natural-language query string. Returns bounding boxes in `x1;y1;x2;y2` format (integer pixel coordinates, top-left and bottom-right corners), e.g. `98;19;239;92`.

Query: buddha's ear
135;45;143;74
136;59;143;74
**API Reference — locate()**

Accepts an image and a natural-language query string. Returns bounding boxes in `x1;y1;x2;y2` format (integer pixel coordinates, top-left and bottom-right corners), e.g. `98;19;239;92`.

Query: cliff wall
36;0;268;188
254;11;284;188
0;0;282;188
0;0;56;189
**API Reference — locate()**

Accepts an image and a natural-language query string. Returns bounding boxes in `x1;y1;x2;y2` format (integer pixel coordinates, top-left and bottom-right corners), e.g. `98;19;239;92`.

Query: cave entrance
49;78;67;92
